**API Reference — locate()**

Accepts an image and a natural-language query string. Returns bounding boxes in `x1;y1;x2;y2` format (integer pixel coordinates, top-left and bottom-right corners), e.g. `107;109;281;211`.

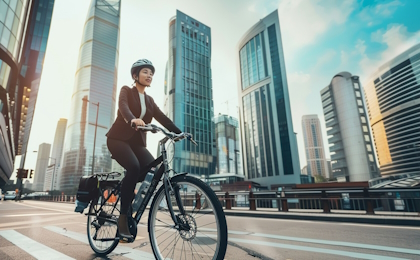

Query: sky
13;0;420;181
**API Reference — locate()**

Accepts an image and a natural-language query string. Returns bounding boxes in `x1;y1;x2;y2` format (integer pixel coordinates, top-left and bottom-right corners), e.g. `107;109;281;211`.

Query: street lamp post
82;97;100;175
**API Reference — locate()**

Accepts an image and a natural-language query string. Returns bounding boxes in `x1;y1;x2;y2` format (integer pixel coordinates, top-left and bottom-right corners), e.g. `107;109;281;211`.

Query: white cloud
359;0;403;26
314;49;337;69
278;0;356;54
358;24;420;81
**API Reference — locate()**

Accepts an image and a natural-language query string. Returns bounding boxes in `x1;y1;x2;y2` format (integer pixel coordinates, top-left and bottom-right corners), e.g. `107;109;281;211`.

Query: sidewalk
223;207;420;226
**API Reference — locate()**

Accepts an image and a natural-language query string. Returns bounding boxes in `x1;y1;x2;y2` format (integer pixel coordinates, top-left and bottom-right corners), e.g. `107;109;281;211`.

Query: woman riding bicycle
106;59;182;241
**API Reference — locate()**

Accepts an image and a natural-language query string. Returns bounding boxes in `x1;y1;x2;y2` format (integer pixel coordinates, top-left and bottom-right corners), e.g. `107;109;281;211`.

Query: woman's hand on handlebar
131;118;145;130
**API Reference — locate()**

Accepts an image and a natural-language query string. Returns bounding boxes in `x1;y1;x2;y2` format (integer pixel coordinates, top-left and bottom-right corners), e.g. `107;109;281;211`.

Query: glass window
357;99;363;106
9;0;18;11
355;91;361;98
366;145;372;152
364;135;370;142
0;2;7;23
0;28;11;47
5;9;14;29
359;108;364;114
354;82;360;89
368;154;374;162
363;126;368;132
361;116;366;123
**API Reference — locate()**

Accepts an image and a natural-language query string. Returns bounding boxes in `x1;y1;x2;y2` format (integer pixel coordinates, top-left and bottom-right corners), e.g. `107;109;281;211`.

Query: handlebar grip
131;121;136;128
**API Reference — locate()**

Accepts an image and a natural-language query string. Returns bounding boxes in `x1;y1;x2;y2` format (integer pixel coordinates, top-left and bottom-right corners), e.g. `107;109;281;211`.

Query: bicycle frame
93;132;187;231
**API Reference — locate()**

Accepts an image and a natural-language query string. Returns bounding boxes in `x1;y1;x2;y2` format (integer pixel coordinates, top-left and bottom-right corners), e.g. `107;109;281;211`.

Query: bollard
322;190;331;213
225;192;231;210
195;191;201;209
249;191;256;211
364;188;375;215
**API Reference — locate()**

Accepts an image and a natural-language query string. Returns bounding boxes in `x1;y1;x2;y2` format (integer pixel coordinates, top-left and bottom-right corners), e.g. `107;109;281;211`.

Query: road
1;200;419;259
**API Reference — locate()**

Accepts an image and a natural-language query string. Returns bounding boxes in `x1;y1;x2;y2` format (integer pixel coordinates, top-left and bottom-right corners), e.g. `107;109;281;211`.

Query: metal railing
27;188;420;216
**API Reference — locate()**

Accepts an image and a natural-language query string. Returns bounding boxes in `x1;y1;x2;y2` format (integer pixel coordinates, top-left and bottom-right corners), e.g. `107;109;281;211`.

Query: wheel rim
87;197;119;253
149;181;221;260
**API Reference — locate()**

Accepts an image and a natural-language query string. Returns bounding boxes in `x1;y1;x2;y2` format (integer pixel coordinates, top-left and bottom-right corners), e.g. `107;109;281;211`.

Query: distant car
4;191;16;200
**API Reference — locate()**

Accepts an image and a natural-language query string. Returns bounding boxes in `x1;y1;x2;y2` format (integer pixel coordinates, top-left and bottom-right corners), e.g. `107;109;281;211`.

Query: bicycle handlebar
131;123;198;146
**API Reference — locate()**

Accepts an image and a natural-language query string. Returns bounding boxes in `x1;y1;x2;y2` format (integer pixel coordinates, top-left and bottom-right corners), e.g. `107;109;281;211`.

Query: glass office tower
17;0;55;168
365;43;420;177
0;0;54;187
214;114;242;175
237;10;301;187
60;0;120;192
164;10;216;177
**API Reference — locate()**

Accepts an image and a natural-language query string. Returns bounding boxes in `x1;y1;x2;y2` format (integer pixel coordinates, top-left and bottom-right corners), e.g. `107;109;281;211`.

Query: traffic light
16;168;22;179
29;170;34;178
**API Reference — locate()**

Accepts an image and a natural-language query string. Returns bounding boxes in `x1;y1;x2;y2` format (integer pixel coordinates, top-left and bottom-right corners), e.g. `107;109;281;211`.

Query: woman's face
136;67;153;86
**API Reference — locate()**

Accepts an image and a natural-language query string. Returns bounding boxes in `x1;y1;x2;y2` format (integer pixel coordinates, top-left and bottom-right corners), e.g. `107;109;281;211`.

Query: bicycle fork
163;175;191;232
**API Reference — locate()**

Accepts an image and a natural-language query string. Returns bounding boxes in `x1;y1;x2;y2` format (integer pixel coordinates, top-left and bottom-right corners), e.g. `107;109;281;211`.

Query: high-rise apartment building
33;142;51;191
301;115;328;179
60;0;120;192
164;10;216;177
237;10;301;187
214;114;242;175
0;0;55;188
365;43;420;177
321;72;379;182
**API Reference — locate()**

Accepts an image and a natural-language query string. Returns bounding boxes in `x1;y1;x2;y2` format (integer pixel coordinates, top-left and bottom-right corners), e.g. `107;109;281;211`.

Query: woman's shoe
118;214;134;242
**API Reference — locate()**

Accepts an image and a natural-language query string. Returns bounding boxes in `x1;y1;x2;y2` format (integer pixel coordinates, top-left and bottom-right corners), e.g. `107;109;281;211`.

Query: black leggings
107;135;154;214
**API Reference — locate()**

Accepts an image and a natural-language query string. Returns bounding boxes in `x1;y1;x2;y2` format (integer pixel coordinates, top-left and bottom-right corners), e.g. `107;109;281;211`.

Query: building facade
364;43;420;177
214;114;242;175
60;0;120;192
47;118;66;190
301;115;329;179
164;10;216;177
33;142;50;191
0;0;54;188
237;10;301;187
321;72;379;182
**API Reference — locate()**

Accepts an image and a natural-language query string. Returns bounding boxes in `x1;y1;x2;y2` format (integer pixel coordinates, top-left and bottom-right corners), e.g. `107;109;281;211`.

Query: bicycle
84;124;228;259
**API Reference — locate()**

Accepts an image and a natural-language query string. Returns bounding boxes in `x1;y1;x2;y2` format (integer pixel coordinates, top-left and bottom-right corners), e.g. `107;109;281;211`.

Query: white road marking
44;225;156;259
226;236;410;260
340;223;420;230
2;213;75;217
0;229;75;260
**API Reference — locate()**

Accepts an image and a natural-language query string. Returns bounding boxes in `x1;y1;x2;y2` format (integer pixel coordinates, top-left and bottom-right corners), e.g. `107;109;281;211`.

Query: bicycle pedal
118;236;134;243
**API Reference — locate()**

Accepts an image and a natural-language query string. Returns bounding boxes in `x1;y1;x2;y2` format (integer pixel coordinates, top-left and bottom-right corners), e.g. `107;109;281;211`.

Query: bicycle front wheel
148;174;228;260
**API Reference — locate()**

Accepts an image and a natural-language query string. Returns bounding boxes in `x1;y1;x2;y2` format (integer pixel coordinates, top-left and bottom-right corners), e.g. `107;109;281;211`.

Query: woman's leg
107;138;140;215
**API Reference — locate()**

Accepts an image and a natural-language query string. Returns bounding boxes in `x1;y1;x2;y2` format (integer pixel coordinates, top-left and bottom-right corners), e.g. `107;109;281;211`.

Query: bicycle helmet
131;59;155;79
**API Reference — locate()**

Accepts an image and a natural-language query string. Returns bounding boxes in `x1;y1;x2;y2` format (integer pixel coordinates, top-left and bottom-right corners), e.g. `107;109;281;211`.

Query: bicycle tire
148;174;228;260
87;192;120;256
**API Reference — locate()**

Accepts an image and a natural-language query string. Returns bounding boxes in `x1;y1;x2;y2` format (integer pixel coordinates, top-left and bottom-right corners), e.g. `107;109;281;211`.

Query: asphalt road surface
1;200;419;260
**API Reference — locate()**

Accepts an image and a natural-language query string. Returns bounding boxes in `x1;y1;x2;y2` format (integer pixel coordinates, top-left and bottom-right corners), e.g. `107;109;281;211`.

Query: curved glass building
60;0;120;192
164;10;216;177
365;43;420;176
237;10;300;187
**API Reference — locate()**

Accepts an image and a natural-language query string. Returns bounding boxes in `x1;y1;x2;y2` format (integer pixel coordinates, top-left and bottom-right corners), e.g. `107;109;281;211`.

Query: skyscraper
364;43;420;177
164;10;216;177
60;0;120;192
301;115;329;179
0;0;54;188
321;72;379;182
47;118;67;190
214;114;242;175
237;10;300;187
33;142;51;191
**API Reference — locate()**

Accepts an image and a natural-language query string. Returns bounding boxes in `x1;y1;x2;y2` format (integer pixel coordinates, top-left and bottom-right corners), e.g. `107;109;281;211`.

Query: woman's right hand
131;118;145;130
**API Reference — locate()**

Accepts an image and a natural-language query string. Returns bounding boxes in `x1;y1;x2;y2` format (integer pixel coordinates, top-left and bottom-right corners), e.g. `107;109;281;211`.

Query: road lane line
44;225;156;260
0;229;75;260
17;202;72;213
223;236;409;260
200;227;420;256
251;232;420;256
340;223;420;230
2;213;75;217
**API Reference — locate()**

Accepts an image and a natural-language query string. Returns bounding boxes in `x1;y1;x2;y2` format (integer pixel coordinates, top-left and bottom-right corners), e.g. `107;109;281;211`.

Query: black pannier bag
76;175;98;203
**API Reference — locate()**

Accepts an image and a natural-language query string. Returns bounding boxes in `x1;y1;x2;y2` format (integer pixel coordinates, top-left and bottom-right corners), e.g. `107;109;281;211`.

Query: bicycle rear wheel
148;174;228;260
87;188;120;256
